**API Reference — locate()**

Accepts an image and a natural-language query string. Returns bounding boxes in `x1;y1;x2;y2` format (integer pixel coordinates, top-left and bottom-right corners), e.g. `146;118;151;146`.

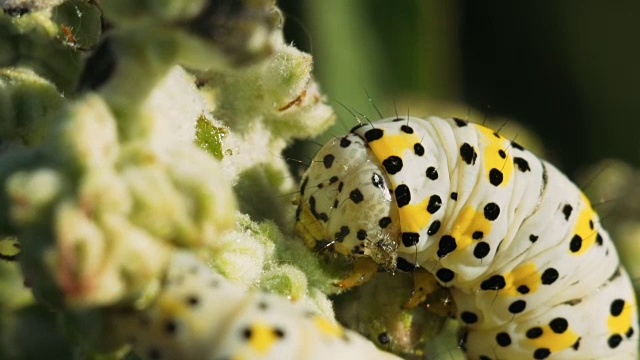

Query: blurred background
279;0;640;174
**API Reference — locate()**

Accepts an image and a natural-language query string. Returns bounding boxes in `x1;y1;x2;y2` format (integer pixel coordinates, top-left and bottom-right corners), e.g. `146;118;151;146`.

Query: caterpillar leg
403;268;438;309
403;268;456;317
463;266;638;360
336;257;378;289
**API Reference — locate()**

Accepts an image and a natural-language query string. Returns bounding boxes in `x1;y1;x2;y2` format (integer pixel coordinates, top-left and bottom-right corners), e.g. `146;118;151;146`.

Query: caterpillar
113;252;401;360
295;115;638;359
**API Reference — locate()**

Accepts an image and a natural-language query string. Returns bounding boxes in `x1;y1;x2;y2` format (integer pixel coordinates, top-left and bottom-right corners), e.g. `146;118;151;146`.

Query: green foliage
0;0;347;358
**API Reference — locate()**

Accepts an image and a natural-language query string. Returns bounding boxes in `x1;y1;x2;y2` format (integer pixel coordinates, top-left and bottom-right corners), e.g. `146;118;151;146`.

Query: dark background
279;0;640;174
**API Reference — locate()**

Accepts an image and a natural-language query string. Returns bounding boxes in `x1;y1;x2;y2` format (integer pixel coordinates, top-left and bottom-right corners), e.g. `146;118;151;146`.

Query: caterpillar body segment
295;116;638;359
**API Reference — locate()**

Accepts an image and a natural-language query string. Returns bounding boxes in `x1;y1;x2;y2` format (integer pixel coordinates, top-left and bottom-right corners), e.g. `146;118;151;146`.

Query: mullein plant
0;0;440;359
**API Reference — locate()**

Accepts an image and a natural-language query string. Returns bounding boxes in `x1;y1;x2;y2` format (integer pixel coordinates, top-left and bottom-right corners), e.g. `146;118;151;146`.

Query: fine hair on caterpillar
294;103;638;359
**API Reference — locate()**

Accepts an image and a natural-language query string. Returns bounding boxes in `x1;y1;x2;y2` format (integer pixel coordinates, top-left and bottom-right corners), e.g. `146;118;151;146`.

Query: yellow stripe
367;132;420;160
247;322;280;354
608;300;634;335
398;197;432;233
570;193;597;256
477;126;514;188
449;206;492;251
313;315;345;337
500;263;540;297
526;325;579;352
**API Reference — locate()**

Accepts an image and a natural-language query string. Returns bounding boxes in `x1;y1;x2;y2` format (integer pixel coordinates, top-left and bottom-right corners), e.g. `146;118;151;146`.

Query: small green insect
295;116;638;359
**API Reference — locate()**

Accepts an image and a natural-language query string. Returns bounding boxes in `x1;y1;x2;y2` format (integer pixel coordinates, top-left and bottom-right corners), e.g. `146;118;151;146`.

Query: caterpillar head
295;133;400;270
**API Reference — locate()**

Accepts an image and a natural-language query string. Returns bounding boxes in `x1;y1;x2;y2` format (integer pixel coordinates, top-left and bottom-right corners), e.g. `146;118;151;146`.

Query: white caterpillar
112;252;401;360
295;115;638;359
